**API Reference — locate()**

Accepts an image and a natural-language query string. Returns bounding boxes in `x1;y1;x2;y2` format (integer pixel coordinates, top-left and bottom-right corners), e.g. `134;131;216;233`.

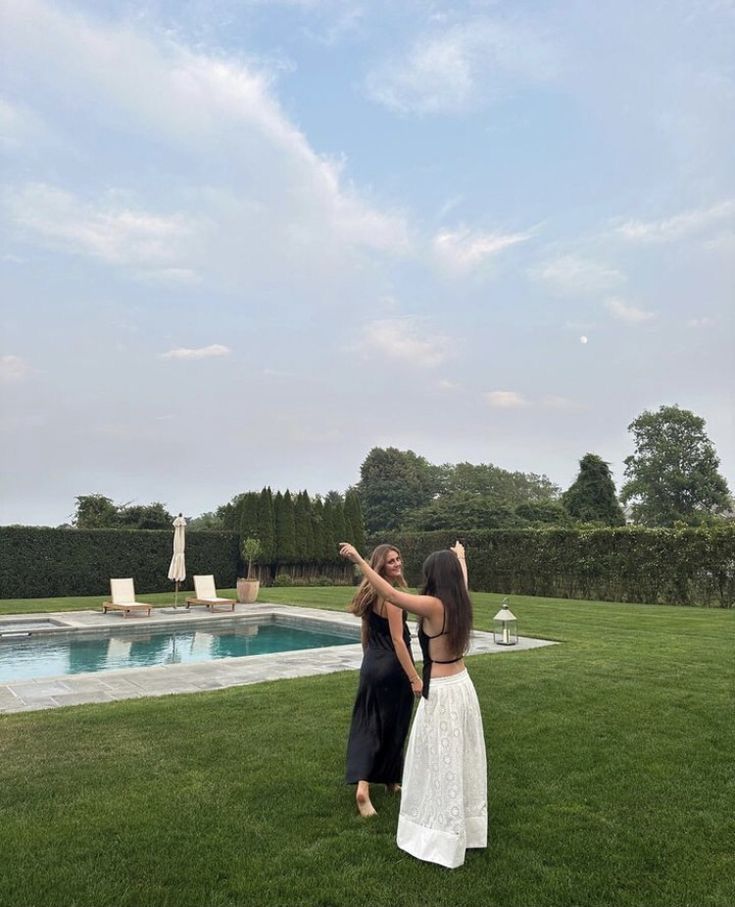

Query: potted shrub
237;537;263;604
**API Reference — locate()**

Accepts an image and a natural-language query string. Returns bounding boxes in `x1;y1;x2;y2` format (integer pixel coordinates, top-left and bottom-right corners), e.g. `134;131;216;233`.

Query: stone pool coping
0;603;557;714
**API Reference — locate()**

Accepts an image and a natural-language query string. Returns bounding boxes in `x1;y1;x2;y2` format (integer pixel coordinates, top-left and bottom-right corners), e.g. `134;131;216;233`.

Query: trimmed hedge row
369;527;735;607
0;528;241;599
2;525;733;606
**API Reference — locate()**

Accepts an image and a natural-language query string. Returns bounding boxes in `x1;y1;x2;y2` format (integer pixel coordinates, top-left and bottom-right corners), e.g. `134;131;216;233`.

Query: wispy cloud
605;297;655;324
485;390;529;408
5;183;197;274
616;199;735;242
358;318;449;367
533;254;625;296
161;345;231;360
432;226;531;273
0;354;31;383
1;0;410;283
365;17;557;115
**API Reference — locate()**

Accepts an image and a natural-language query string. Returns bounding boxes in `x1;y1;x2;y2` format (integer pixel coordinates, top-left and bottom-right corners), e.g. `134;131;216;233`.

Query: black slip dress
345;608;415;785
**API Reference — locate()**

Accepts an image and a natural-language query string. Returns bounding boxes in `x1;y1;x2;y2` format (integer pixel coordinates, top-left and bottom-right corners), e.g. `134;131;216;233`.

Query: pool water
0;620;357;683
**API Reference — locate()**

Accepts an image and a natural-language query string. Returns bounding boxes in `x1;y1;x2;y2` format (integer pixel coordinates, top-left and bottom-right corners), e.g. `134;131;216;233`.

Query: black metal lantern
493;598;518;646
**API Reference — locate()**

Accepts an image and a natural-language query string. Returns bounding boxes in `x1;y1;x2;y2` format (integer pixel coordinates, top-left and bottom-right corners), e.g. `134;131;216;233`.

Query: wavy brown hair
349;544;407;618
419;550;473;657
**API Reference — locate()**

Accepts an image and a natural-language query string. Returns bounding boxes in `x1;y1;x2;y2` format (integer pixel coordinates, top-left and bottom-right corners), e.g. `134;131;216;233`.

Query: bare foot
385;783;401;793
356;782;377;817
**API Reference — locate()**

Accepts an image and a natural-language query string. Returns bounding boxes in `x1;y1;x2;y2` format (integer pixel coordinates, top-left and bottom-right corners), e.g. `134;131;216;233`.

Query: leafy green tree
406;493;526;531
621;405;731;526
562;454;625;526
358;447;442;533
514;501;571;525
72;494;119;528
118;502;173;529
187;511;225;530
445;462;560;507
73;495;173;529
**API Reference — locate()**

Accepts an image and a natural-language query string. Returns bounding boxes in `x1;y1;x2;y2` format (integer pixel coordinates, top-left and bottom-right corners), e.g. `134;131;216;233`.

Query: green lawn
0;589;733;907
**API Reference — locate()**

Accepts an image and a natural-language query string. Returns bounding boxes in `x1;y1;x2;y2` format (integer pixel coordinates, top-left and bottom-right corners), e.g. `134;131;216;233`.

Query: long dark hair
419;550;472;657
349;544;407;617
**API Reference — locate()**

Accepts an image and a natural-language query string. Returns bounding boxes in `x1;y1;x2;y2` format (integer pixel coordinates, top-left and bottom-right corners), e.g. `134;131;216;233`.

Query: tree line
70;404;732;544
355;405;732;532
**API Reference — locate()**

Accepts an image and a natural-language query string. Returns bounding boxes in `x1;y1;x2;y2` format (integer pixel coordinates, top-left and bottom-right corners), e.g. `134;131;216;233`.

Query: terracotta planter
236;578;260;604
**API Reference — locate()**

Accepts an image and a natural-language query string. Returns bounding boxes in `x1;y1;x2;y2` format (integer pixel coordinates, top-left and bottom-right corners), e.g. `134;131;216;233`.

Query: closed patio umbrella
167;513;186;609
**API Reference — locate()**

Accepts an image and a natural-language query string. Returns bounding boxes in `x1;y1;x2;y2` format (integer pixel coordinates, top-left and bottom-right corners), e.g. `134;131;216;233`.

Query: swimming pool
0;617;358;683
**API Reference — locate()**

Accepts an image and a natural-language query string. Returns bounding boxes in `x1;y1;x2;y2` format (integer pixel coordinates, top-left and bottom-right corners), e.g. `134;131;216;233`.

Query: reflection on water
0;620;355;682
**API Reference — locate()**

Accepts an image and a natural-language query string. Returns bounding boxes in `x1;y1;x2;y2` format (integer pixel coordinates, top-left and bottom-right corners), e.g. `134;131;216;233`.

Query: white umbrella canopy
167;514;186;607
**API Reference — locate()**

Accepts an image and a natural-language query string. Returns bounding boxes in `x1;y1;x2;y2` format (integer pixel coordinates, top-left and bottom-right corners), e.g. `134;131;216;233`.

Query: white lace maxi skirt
396;669;487;869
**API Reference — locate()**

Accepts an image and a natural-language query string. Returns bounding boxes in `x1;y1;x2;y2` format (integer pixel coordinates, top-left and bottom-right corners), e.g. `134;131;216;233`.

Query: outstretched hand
450;540;465;560
339;542;360;563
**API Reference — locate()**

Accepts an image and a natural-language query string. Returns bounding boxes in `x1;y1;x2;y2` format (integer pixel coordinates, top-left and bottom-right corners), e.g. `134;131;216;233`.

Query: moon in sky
580;336;588;344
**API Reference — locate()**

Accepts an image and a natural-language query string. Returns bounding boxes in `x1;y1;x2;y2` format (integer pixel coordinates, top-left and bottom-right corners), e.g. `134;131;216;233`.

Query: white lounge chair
102;578;152;618
186;575;236;612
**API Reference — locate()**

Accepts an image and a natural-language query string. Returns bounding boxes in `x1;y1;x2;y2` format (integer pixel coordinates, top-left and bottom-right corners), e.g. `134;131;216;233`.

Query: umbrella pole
174;580;179;609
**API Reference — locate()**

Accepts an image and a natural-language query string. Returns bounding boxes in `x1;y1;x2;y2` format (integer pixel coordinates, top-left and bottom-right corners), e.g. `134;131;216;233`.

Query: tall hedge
3;525;732;606
368;526;735;607
0;528;241;599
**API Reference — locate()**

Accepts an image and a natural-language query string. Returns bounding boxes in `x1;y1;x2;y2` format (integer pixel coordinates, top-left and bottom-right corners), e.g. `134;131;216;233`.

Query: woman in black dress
345;544;423;817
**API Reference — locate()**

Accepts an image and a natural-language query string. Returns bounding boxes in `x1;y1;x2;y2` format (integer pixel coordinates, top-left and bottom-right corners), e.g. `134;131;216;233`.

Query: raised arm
450;540;468;590
339;543;441;620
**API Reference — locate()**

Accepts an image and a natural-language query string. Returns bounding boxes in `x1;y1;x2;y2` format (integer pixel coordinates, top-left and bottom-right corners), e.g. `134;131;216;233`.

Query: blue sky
1;0;733;526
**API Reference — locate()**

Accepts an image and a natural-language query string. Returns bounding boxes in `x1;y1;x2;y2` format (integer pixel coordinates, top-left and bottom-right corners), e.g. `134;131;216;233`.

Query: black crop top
417;607;463;700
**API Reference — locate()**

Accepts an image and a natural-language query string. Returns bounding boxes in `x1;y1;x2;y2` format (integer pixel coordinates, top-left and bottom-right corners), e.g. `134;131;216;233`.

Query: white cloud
0;354;31;383
534;255;625;296
616;199;735;242
1;0;411;280
365;17;557;115
687;316;716;327
432;226;531;273
605;297;655;324
5;183;198;273
484;390;529;408
358;318;449;367
161;345;232;360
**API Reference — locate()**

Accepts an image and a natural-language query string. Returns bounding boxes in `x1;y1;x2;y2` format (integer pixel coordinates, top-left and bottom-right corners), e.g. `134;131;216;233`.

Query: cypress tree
294;490;314;562
275;490;297;564
311;497;327;565
238;492;260;541
344;490;366;552
321;498;338;562
257;487;275;562
332;499;348;546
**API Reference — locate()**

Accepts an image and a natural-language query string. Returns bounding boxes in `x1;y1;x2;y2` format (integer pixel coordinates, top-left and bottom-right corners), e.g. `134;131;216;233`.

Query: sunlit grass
0;588;732;906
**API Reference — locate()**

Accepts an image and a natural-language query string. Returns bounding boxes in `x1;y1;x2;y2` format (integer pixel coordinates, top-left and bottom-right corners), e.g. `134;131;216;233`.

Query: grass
0;588;733;907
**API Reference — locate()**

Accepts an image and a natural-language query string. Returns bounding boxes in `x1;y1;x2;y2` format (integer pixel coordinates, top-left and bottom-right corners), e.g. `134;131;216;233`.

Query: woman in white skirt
339;540;487;869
